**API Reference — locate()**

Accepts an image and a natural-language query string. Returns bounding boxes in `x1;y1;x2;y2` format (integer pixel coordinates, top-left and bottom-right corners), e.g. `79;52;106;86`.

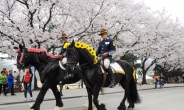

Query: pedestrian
159;73;165;88
153;73;158;83
4;70;16;96
0;71;7;95
182;73;184;83
22;68;33;101
138;73;143;86
155;78;159;89
2;68;8;76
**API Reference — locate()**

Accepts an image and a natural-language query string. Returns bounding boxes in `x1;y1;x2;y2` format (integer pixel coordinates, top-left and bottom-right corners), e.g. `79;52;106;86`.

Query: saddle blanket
110;62;125;74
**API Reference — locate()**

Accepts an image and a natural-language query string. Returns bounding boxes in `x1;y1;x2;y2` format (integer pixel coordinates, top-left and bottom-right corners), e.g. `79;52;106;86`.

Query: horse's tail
128;68;141;104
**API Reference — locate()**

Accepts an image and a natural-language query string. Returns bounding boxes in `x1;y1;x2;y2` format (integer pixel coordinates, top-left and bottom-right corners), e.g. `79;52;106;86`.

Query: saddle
100;61;125;75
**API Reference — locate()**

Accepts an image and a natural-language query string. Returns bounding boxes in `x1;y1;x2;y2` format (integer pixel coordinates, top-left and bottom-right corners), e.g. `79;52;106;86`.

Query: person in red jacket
22;68;33;101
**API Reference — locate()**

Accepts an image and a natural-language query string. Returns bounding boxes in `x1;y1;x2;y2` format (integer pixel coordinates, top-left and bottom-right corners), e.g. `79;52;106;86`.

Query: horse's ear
70;40;75;48
19;44;23;52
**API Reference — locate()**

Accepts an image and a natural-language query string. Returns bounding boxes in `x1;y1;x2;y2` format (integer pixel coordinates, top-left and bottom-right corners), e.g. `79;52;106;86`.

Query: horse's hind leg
118;80;135;110
30;79;50;110
117;81;128;110
50;85;63;110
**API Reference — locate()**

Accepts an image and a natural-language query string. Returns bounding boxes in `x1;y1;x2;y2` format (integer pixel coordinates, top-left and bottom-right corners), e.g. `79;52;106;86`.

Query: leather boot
107;68;116;88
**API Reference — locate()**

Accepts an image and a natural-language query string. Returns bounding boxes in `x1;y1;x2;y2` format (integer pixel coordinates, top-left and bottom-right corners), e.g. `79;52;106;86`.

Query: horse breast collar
19;49;27;64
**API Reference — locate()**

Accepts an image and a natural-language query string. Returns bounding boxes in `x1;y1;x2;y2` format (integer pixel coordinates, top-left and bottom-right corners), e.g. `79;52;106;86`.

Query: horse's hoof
127;108;133;110
30;109;34;110
83;107;88;110
117;106;126;110
118;109;126;110
99;103;107;110
54;106;62;110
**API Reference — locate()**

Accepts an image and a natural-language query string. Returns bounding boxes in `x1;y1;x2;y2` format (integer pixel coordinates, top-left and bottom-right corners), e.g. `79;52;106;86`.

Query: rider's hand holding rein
102;52;108;57
58;55;63;59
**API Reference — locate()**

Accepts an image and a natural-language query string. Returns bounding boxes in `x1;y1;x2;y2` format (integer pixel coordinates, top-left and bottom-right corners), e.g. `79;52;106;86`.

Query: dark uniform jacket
59;42;70;57
96;38;116;62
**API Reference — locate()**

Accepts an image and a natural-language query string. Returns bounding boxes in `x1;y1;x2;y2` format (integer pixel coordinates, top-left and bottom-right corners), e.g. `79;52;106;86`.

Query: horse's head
16;44;30;70
65;40;80;73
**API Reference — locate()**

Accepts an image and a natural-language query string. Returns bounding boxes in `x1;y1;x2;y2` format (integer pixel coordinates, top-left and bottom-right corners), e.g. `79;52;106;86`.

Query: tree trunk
163;70;168;83
142;69;147;84
141;58;147;84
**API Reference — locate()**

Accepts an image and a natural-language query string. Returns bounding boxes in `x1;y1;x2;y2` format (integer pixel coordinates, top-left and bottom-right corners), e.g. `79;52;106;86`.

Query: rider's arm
107;40;116;55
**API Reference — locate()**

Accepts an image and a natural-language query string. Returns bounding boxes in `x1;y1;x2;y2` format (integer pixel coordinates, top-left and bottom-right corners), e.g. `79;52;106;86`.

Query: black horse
65;41;141;110
16;44;81;110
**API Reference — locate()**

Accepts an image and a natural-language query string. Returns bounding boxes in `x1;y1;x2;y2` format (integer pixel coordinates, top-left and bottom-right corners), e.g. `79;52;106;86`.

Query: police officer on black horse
58;32;72;96
58;32;73;79
96;28;116;88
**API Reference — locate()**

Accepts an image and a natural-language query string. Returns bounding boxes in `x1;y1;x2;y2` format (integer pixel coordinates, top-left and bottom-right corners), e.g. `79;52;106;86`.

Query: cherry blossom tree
1;0;184;84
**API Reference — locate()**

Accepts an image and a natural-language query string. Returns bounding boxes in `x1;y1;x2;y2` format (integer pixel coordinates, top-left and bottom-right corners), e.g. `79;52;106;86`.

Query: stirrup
65;74;74;79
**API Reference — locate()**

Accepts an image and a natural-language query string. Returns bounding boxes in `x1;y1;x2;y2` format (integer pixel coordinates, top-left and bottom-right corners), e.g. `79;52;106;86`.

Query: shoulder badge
113;41;115;46
63;42;70;49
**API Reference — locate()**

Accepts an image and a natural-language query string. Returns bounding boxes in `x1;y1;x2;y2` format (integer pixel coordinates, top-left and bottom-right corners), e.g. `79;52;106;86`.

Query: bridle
17;49;29;68
65;48;79;68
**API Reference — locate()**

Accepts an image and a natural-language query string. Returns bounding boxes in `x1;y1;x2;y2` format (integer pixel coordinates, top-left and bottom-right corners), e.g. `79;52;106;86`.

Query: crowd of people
137;72;166;89
0;67;33;101
0;68;16;96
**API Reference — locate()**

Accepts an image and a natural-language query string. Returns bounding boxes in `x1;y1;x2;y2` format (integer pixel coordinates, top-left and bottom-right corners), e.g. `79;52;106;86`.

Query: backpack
24;72;31;83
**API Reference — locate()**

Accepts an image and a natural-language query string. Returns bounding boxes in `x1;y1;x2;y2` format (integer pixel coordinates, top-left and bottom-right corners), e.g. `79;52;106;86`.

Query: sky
135;0;184;23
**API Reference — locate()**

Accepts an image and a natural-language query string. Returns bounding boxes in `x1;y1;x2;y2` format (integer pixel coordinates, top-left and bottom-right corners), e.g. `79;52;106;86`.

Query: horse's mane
67;41;98;66
24;48;58;64
77;48;95;66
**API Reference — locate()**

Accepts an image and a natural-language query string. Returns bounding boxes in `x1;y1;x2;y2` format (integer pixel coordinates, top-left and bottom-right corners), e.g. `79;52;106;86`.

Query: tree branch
43;3;55;32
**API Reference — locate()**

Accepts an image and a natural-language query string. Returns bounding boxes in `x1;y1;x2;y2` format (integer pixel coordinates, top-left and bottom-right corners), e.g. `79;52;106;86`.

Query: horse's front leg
50;86;63;110
86;87;93;110
93;86;106;110
30;79;50;110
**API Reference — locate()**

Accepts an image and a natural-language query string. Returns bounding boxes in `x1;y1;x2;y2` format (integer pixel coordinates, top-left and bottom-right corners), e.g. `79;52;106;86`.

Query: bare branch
43;3;55;32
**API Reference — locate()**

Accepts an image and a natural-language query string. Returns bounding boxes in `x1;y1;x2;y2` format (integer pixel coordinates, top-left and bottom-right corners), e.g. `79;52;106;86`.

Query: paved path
0;86;183;110
0;83;183;105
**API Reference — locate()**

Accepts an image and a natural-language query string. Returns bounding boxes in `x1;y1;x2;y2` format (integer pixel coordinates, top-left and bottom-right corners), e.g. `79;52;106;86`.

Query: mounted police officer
58;33;73;79
96;28;116;88
58;32;72;96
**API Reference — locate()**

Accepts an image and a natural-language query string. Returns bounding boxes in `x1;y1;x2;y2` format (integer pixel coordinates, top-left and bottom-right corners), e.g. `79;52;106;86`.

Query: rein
65;62;92;89
74;66;92;89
